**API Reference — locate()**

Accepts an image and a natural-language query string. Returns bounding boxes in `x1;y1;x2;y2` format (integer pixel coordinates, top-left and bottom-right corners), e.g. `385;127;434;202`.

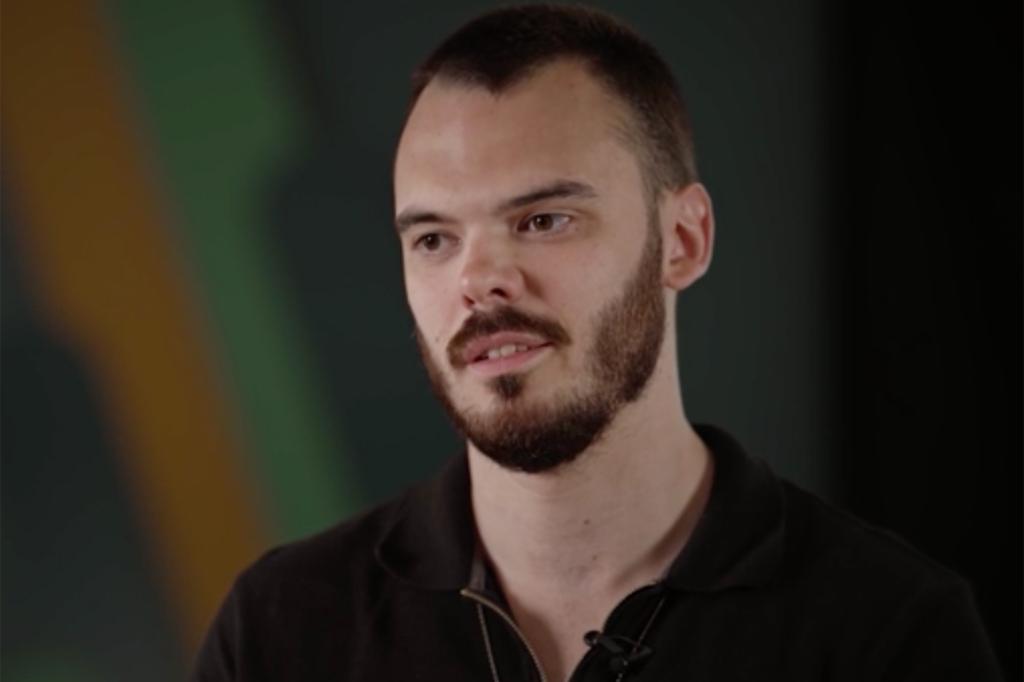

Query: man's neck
468;396;710;592
466;375;713;679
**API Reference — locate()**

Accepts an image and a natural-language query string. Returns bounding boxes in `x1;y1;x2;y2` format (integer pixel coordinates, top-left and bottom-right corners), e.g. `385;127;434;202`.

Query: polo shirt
192;424;1003;681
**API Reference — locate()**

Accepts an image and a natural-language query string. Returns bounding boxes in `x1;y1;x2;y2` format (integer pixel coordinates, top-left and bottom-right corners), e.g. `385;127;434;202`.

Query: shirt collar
375;424;787;592
374;451;476;590
662;424;786;590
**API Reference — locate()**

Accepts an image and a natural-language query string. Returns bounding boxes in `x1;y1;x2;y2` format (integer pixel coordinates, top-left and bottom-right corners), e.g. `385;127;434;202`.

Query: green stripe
108;0;361;537
4;652;102;682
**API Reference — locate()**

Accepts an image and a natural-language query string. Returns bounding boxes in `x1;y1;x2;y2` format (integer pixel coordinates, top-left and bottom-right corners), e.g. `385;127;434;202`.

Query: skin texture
394;59;716;682
413;209;665;473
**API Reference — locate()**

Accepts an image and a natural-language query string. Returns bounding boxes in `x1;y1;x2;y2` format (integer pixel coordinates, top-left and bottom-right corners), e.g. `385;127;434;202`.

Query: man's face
394;60;668;473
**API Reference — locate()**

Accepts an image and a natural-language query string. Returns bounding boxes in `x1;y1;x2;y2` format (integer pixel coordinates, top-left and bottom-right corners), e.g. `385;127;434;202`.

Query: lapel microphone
583;630;655;676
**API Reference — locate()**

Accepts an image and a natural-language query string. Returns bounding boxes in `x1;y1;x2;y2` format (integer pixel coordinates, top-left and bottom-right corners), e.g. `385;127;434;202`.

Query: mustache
447;307;572;368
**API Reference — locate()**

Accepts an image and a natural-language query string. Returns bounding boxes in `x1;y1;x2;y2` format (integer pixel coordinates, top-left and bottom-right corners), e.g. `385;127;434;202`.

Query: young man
193;6;1002;681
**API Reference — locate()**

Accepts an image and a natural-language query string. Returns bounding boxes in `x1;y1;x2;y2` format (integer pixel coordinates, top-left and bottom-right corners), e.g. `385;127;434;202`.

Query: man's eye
413;233;449;252
519;213;570;234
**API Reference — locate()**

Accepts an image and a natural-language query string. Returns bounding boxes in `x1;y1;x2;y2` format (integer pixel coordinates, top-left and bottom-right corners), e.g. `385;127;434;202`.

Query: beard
415;215;665;473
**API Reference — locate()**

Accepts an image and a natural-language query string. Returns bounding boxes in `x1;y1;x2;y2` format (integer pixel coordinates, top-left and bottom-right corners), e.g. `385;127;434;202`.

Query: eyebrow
494;179;599;213
394;179;598;235
394;209;453;235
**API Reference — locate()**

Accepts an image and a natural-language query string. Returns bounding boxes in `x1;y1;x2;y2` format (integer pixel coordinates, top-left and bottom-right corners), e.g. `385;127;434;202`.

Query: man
193;6;1002;681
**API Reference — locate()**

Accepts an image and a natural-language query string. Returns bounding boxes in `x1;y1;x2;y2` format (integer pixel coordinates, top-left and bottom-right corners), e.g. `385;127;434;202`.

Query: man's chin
452;372;532;406
457;393;532;422
449;388;617;474
486;372;527;401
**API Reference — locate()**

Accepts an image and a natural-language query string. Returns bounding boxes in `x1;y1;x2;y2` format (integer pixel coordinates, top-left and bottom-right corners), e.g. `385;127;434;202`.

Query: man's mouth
460;332;552;367
482;343;530;360
467;344;554;379
445;307;572;374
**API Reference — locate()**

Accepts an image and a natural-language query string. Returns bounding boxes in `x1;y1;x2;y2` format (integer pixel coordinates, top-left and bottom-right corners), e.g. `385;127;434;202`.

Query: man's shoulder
778;478;970;599
233;488;408;595
769;478;1001;678
694;425;969;599
226;451;473;610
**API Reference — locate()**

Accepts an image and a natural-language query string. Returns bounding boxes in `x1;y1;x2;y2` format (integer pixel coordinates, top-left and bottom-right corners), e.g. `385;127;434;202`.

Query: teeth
485;344;532;360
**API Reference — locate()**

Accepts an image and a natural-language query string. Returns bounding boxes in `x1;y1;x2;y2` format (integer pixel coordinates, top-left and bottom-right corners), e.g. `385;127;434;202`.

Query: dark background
834;1;1020;676
2;1;1019;679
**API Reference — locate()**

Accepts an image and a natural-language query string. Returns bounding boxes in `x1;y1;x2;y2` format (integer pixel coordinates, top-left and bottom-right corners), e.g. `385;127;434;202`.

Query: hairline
410;57;672;208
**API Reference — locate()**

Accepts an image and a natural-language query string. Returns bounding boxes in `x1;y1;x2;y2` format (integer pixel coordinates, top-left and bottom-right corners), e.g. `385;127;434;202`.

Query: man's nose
458;237;525;309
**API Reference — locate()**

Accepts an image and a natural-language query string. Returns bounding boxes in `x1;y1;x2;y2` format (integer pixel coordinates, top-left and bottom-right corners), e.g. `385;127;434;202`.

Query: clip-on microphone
583;630;654;676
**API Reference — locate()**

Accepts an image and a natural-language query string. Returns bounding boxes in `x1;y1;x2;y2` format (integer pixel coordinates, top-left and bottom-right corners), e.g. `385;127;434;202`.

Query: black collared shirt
193;425;1003;681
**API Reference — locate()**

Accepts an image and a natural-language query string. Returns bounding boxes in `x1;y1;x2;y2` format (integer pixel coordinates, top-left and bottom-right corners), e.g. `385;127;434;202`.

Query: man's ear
662;182;715;291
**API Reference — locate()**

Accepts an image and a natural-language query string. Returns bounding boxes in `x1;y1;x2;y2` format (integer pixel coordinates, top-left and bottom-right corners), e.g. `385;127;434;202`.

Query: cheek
554;252;623;309
405;271;456;344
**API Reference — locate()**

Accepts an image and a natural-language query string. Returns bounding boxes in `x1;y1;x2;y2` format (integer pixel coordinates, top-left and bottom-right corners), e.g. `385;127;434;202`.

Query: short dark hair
409;4;699;200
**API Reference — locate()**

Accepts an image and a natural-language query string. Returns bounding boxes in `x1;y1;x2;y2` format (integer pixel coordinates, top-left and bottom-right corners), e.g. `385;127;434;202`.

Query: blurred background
2;0;1019;680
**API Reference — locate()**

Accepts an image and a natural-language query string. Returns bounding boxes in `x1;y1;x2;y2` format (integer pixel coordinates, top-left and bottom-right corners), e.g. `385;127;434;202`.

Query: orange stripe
2;0;271;651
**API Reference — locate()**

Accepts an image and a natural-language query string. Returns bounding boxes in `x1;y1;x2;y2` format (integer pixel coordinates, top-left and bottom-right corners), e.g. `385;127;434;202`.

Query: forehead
394;60;644;212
